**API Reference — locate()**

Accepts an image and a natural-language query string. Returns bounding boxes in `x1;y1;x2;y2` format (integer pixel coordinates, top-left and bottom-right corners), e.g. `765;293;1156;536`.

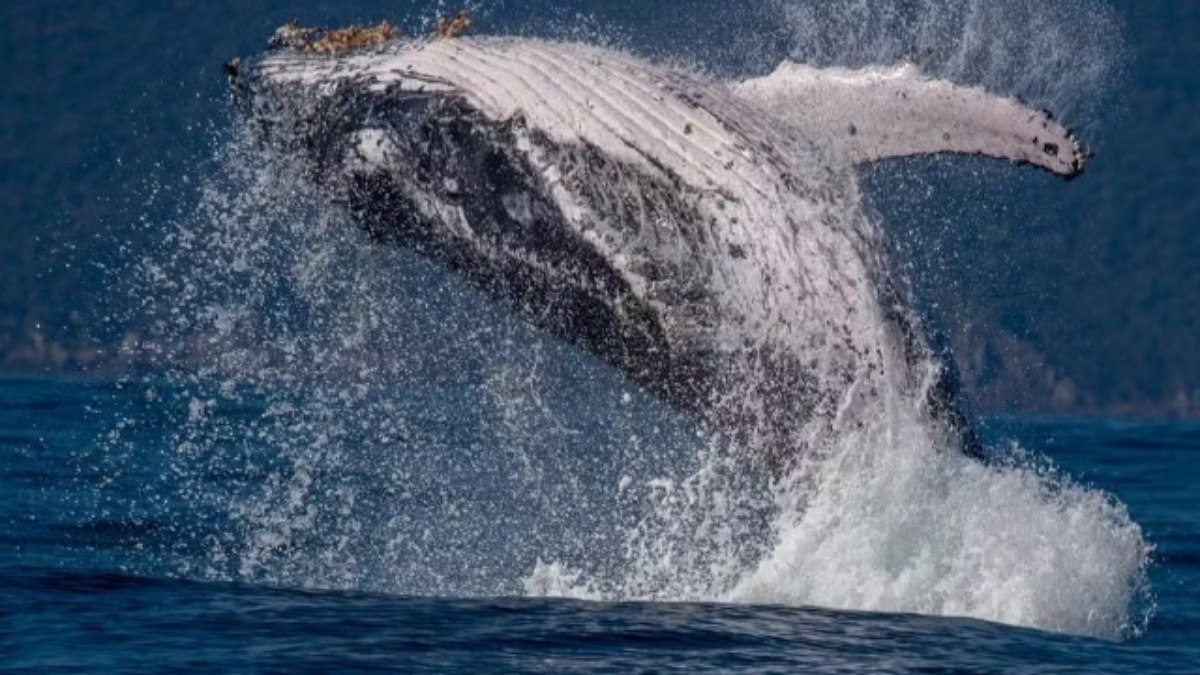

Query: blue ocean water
2;378;1198;672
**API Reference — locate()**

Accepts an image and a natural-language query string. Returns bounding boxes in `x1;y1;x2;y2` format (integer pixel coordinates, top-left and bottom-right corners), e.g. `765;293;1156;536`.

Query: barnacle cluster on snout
432;12;472;39
266;12;472;55
269;20;399;54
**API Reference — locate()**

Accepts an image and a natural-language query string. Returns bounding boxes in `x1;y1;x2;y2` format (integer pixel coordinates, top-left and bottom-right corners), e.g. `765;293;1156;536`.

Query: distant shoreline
3;332;1197;422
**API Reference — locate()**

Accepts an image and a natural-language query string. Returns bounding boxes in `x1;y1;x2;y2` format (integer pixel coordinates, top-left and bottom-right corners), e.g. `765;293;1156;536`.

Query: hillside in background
0;0;1196;417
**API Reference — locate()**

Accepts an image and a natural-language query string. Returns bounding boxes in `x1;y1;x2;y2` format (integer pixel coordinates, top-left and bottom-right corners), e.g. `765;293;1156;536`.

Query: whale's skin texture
230;37;1077;463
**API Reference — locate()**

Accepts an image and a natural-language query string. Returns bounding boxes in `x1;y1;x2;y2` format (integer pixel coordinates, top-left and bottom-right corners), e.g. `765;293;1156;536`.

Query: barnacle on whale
269;20;399;54
432;12;472;40
265;12;471;53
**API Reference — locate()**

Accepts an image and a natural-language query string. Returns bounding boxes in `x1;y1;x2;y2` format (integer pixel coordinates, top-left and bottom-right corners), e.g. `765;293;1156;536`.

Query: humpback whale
227;32;1082;468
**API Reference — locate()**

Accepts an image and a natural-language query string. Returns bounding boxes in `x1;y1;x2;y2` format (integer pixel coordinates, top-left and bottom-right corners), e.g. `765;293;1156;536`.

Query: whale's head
225;33;698;407
227;37;562;258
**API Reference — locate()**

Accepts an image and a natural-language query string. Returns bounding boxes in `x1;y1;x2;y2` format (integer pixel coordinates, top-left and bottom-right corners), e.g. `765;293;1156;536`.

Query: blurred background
0;0;1195;418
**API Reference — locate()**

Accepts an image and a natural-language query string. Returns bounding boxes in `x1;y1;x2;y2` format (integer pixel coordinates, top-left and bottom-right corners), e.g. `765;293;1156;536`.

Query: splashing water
730;404;1149;637
107;0;1150;639
529;390;1150;638
768;0;1126;126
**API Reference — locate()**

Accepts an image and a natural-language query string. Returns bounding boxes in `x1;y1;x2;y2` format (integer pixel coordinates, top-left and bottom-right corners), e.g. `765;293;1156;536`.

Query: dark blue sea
0;378;1196;672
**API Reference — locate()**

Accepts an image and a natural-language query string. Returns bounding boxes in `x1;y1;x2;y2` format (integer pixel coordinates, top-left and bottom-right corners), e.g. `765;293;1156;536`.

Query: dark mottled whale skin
229;35;1082;466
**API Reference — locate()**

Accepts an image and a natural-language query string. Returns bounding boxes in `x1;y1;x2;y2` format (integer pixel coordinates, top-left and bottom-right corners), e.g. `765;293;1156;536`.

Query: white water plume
525;391;1150;639
729;405;1150;637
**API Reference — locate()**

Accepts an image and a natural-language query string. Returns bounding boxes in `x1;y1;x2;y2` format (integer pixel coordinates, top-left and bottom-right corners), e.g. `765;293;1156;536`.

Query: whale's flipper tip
736;62;1087;179
1061;129;1089;181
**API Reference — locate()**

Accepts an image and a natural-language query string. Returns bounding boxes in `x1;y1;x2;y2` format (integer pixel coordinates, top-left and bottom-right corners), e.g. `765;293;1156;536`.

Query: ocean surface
2;378;1198;672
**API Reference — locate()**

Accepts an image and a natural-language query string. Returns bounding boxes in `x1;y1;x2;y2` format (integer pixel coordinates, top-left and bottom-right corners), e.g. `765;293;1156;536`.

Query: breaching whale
227;30;1082;467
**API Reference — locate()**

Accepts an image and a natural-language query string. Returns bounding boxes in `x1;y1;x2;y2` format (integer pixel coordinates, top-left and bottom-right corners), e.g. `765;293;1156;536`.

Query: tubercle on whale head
267;20;400;54
252;12;470;56
223;12;478;112
223;23;398;88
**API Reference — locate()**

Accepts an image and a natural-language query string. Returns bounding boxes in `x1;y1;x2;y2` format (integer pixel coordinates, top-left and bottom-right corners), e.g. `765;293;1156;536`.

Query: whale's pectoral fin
734;62;1085;178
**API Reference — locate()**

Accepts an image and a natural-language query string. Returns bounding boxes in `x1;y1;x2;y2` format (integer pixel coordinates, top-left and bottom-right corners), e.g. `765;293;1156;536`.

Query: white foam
728;407;1150;638
522;398;1150;638
523;559;602;600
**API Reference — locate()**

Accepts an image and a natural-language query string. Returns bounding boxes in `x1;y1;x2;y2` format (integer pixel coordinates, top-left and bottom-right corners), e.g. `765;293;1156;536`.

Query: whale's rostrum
227;35;1082;471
